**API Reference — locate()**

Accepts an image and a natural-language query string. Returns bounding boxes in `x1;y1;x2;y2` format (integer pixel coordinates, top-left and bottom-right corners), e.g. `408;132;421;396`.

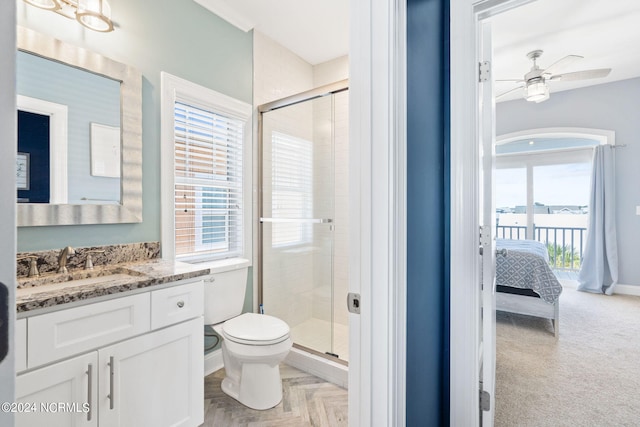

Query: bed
495;239;563;337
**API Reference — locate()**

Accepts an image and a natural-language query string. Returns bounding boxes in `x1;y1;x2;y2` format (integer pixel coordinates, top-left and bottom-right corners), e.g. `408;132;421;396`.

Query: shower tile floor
290;318;349;362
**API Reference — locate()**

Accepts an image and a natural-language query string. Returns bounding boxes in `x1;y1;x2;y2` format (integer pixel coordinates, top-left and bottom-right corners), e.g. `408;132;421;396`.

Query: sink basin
17;267;144;290
16;272;142;298
57;273;136;287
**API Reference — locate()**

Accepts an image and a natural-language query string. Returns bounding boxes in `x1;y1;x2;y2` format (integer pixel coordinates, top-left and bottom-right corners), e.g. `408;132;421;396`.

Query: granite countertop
16;260;210;313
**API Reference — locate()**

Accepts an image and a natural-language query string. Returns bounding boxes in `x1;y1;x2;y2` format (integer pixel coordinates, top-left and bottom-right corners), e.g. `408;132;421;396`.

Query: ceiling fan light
76;0;114;32
525;81;549;103
534;92;549;103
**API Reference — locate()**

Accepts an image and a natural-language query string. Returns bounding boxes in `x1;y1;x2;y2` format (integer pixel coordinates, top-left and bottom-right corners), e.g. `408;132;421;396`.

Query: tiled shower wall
254;31;349;333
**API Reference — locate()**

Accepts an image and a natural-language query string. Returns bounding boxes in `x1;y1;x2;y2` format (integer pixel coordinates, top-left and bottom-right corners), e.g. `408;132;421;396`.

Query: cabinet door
16;352;98;427
98;317;204;427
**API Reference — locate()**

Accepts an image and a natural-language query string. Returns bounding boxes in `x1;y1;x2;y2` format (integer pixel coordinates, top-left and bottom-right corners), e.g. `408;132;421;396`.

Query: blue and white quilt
496;239;563;304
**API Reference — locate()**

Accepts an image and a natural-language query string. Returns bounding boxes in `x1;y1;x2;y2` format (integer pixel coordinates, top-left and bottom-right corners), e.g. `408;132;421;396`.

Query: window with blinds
174;101;244;260
271;132;313;246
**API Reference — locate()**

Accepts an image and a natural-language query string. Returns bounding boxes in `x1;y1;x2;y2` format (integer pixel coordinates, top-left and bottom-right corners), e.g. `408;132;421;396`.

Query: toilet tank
203;265;249;325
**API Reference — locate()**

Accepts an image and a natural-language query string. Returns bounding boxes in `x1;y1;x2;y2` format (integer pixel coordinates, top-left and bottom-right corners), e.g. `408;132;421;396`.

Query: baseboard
614;284;640;296
204;349;223;377
285;347;348;389
559;279;640;296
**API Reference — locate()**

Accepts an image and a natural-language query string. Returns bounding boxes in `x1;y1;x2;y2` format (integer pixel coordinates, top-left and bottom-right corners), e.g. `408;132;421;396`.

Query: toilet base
220;337;292;410
220;363;284;410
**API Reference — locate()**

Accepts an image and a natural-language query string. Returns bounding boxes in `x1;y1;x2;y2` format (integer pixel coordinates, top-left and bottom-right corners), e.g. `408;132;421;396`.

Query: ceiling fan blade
549;68;612;81
542;54;583;76
496;85;524;100
495;79;523;83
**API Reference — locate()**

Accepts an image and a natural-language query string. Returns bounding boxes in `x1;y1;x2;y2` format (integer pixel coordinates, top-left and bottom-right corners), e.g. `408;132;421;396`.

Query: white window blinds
174;101;244;260
271;132;313;246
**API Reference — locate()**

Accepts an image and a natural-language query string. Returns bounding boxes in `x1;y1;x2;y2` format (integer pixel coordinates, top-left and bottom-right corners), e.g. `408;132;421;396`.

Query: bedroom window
161;73;252;262
496;149;592;237
494;131;607;270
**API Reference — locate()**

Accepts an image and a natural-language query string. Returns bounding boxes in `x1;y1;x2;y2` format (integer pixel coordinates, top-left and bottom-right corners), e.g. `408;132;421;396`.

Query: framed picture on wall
16;152;30;191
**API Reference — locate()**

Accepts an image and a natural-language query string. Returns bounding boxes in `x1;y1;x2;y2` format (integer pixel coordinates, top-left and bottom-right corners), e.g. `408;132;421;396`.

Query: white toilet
204;265;292;410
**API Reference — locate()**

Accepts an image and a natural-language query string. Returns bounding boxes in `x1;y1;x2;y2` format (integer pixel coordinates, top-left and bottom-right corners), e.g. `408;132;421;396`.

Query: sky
495;162;591;208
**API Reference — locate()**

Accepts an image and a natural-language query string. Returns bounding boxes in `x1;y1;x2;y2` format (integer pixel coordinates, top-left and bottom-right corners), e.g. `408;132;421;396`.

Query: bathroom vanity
14;260;208;427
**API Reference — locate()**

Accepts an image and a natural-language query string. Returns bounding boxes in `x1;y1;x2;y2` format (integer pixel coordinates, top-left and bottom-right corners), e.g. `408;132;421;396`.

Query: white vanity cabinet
16;280;204;427
16;352;98;427
98;318;202;427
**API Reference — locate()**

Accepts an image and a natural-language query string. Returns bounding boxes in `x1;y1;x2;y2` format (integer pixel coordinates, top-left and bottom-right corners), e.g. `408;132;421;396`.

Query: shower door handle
260;218;333;224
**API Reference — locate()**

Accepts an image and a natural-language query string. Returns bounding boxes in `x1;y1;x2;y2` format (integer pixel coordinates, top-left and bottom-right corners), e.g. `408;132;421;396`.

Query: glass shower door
260;94;336;358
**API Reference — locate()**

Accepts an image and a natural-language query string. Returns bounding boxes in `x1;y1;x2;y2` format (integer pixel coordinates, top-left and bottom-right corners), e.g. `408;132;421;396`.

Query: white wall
497;78;640;286
253;32;314;106
314;56;349;87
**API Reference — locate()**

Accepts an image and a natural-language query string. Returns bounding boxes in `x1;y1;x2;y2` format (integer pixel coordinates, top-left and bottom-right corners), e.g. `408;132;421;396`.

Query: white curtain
577;145;618;294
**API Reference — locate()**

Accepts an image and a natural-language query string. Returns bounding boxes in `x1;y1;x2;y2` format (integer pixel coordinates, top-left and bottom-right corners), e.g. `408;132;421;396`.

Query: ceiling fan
496;50;612;103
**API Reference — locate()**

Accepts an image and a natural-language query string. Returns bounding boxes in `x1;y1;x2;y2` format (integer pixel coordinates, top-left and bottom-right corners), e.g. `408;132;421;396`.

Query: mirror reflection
16;50;122;205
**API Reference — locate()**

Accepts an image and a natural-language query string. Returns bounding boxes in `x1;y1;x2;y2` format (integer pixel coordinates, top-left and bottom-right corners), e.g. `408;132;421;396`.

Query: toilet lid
223;313;290;343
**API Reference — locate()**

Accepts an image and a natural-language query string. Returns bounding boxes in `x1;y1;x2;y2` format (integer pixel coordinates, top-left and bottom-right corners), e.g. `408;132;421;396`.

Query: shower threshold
285;346;349;389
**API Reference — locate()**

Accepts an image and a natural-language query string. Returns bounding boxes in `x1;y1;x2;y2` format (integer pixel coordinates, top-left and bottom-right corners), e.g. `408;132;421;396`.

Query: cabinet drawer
16;318;27;373
28;293;150;368
151;281;203;329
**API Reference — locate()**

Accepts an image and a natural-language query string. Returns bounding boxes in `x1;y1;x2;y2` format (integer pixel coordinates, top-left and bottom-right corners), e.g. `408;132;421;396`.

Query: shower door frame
257;79;349;363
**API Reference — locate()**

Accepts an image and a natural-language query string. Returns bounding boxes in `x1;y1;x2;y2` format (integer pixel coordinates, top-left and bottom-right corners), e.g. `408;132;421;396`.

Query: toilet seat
222;313;290;346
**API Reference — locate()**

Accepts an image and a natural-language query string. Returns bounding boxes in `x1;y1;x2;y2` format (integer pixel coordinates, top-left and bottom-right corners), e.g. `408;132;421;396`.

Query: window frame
160;72;252;263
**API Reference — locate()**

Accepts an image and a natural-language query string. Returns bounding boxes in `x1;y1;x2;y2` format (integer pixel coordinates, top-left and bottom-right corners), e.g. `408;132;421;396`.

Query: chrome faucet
57;246;76;273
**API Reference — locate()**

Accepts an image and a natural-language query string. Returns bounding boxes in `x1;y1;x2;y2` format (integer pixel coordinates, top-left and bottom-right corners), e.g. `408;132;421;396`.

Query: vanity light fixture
23;0;114;33
23;0;59;10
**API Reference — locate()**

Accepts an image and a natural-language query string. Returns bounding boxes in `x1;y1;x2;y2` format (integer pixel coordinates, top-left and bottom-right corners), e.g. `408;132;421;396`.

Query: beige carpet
496;283;640;426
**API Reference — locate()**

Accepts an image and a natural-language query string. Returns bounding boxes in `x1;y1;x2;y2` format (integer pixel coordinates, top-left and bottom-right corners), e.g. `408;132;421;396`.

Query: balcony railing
496;224;587;272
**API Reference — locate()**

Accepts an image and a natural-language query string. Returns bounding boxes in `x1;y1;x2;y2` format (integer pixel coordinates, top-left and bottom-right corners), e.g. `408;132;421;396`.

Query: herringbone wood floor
203;364;348;426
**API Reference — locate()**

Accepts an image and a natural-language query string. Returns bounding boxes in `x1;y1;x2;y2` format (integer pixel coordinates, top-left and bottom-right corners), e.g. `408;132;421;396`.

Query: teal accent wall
17;0;253;251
